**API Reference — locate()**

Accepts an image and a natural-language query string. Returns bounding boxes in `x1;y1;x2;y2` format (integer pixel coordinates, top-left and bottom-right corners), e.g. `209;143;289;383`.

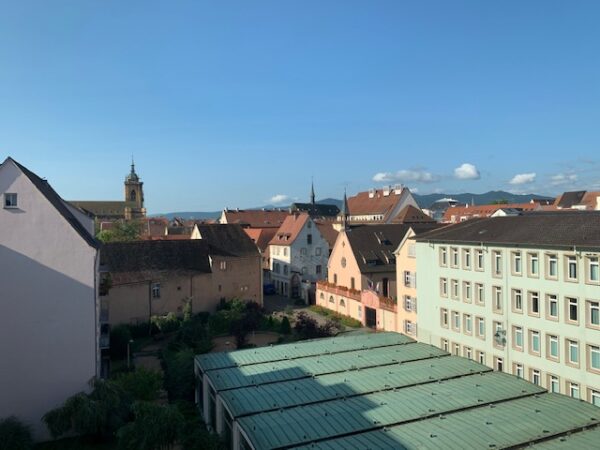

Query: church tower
124;159;146;220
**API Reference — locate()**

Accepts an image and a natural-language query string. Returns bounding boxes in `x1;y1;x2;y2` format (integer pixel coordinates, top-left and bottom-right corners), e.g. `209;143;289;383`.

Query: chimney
393;184;403;195
368;188;375;199
383;185;391;197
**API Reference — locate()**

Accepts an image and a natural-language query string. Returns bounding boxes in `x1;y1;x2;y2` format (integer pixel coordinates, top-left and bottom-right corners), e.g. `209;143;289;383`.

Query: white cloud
453;163;480;180
270;194;290;204
372;169;439;184
509;173;536;185
407;187;419;193
550;173;578;186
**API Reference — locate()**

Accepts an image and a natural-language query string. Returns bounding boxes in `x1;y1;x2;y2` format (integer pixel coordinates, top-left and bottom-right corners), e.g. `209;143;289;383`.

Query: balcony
361;289;397;313
316;280;361;302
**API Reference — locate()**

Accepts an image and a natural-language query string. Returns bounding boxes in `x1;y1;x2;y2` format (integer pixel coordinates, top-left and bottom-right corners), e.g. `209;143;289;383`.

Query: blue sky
1;1;599;213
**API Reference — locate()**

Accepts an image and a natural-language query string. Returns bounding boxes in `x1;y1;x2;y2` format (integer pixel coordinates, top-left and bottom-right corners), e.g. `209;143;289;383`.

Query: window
493;286;503;313
528;252;539;277
408;243;416;258
307;234;312;245
329;296;335;303
464;314;472;335
548;375;560;393
546;294;559;320
405;296;417;312
441;338;449;352
451;279;459;299
566;255;578;281
439;247;448;266
464;346;473;360
300;248;307;256
546;254;558;278
463;281;472;303
587;300;600;328
514;363;524;378
547;335;559;360
404;320;416;335
475;283;484;305
220;261;227;270
283;265;288;275
513;326;523;350
453;343;460;356
528;291;540;316
477;351;486;365
316;265;322;275
440;278;448;297
350;277;355;290
493;321;505;348
451;248;459;267
3;193;17;208
357;305;362;319
273;263;280;274
452;311;460;331
590;389;600;407
512;251;522;275
530;369;541;386
567;297;578;323
587;256;599;283
568;382;580;399
283;248;288;256
341;257;347;268
512;289;523;312
494;356;504;372
151;283;161;299
333;273;337;284
588;345;600;372
493;251;502;276
301;266;307;275
476;317;485;339
529;330;541;355
475;249;484;271
567;339;579;366
315;247;322;256
463;249;471;269
404;271;413;288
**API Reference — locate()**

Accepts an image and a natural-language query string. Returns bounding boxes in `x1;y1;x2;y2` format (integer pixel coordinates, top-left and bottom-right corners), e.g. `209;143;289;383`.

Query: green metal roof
206;342;446;392
196;332;413;372
530;426;600;448
239;372;543;449
291;394;600;450
221;356;490;418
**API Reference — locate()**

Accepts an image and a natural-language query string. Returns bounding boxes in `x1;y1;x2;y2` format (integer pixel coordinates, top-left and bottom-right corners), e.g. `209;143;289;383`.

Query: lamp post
127;339;134;369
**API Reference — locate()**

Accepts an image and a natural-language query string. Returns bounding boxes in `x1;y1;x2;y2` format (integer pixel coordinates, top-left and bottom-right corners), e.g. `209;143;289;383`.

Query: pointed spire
126;156;139;182
310;177;316;205
341;188;349;230
130;155;136;175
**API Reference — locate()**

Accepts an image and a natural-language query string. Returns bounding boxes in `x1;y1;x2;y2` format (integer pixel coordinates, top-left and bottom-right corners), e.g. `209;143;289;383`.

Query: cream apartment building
415;212;600;405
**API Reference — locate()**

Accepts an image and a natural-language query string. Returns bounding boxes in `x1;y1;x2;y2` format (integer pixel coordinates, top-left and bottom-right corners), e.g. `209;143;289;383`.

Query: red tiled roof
442;202;540;222
269;213;310;246
315;222;339;250
244;227;278;252
347;188;407;221
392;205;434;223
223;209;289;228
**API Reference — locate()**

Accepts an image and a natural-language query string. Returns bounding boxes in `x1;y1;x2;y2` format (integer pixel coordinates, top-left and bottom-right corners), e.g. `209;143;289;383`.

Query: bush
176;402;225;450
110;325;133;360
280;316;291;335
151;312;181;334
162;347;196;402
117;402;183;450
0;416;33;450
293;312;336;340
307;305;362;328
113;368;163;402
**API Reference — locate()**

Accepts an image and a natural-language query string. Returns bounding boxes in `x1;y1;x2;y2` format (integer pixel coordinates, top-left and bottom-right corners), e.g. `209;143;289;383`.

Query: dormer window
4;193;17;208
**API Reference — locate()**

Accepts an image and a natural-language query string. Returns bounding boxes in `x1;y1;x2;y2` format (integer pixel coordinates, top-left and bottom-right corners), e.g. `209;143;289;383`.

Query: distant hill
152;191;553;220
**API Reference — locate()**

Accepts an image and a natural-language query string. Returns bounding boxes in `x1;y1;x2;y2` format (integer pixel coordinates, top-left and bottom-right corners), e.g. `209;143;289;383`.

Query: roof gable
269;213;311;246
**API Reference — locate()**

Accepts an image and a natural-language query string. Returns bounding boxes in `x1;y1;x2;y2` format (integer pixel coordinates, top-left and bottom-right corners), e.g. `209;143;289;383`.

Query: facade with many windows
416;213;600;406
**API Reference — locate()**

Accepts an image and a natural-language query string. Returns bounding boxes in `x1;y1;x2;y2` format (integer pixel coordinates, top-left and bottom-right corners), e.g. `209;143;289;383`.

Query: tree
280;316;291;334
294;312;336;340
114;368;163;402
96;220;143;243
117;402;183;450
0;416;33;450
110;325;133;360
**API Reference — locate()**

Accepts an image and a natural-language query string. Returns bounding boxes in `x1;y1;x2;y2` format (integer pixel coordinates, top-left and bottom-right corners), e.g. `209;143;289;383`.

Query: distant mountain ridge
152;191;553;220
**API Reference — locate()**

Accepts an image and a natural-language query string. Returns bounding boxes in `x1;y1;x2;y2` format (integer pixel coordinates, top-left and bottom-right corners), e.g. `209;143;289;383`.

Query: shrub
110;325;133;360
162;347;196;402
175;402;225;450
293;312;335;340
0;416;33;450
151;313;181;334
280;316;291;335
117;402;183;450
114;368;163;402
307;305;362;328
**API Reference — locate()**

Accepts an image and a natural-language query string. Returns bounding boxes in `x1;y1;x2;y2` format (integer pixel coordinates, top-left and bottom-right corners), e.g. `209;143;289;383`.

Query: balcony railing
316;281;361;301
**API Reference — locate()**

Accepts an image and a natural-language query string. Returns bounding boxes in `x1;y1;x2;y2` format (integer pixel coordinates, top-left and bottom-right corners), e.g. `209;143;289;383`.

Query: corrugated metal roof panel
221;356;489;418
240;371;543;449
292;394;600;450
530;426;600;448
206;342;446;392
196;331;413;372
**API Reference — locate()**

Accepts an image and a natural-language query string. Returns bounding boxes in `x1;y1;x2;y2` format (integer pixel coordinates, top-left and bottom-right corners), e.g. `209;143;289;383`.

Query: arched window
130;190;137;201
319;293;324;300
329;296;335;304
340;298;346;307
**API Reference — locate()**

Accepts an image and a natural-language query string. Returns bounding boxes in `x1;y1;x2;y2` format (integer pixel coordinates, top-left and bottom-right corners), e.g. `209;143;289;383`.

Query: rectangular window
307;234;312;245
493;251;502;276
350;277;355;290
529;330;540;355
3;193;17;208
464;314;472;335
587;300;600;328
546;294;559;320
512;251;522;275
528;291;540;316
440;278;448;297
475;283;484;305
316;265;322;275
453;343;460;356
477;351;486;365
548;375;560;393
475;249;484;271
441;338;449;352
514;363;524;378
315;247;322;256
569;382;580;399
494;356;504;372
528;252;539;277
530;369;541;386
547;335;559;360
567;297;578;323
588;256;599;282
300;247;307;256
476;317;485;339
463;281;472;303
512;289;523;313
451;279;459;299
588;345;600;372
452;311;460;331
440;308;449;327
451;247;459;267
547;254;558;278
566;255;578;281
151;282;161;299
357;305;362;319
464;346;473;360
567;339;579;366
513;326;523;350
493;321;505;348
463;249;471;269
440;247;448;266
493;286;503;313
590;389;600;407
